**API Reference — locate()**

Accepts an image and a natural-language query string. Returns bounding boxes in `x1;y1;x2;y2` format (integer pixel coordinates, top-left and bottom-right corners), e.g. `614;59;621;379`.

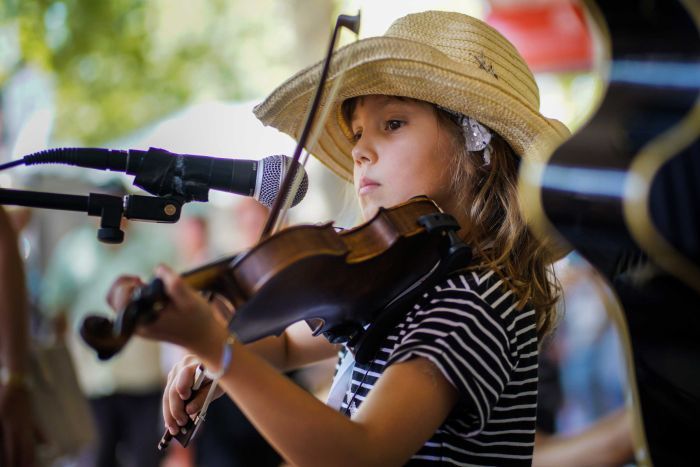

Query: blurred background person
231;197;269;250
534;255;635;466
38;180;175;467
0;205;38;467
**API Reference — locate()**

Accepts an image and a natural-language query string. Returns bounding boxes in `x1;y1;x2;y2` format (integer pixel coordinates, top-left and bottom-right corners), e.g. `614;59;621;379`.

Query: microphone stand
0;187;184;243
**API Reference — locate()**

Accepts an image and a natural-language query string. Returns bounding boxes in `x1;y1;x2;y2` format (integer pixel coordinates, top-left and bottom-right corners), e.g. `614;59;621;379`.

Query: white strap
326;350;355;411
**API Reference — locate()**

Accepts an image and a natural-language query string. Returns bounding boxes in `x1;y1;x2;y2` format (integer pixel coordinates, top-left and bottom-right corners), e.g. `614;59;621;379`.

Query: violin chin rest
80;315;127;361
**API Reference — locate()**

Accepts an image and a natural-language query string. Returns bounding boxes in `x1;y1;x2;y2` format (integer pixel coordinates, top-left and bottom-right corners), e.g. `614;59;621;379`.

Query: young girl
108;10;569;465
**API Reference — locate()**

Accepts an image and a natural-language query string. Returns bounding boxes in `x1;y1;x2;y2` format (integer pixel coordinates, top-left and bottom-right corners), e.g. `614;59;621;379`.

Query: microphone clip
0;187;184;244
89;192;185;243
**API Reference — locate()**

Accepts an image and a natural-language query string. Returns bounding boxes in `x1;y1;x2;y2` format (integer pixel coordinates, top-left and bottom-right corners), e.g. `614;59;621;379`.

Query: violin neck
181;254;239;290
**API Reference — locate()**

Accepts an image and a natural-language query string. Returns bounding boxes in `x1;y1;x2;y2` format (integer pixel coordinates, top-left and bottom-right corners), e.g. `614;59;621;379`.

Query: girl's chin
360;202;381;221
360;197;407;221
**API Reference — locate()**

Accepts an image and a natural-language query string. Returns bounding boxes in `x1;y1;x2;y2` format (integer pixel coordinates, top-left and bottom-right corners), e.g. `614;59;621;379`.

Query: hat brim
254;36;570;182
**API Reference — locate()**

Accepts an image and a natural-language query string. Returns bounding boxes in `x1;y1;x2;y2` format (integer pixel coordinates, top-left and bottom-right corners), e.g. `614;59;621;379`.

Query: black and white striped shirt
337;268;539;465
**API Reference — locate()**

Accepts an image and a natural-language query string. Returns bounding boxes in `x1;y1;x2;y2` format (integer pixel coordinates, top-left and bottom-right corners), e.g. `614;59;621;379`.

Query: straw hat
254;10;570;182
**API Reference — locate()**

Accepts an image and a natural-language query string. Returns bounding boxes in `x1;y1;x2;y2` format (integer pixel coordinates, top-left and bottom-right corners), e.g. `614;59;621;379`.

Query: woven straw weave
254;10;570;182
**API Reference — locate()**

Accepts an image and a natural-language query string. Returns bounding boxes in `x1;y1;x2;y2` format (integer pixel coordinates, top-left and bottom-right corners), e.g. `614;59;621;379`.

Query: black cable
0;159;24;171
342;365;371;417
342;341;382;417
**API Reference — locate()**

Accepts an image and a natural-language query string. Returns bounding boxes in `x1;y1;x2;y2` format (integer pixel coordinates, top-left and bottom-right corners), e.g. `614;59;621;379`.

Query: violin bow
259;12;361;239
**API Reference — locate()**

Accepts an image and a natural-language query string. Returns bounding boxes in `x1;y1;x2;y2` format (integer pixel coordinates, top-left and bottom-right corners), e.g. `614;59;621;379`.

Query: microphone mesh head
256;155;309;208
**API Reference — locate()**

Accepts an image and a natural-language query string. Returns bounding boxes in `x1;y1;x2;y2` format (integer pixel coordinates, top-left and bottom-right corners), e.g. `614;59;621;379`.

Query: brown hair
342;96;560;340
434;107;560;340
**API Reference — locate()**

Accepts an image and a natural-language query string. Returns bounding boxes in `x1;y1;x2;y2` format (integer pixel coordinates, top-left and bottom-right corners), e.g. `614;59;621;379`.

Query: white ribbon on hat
464;117;492;165
437;106;493;165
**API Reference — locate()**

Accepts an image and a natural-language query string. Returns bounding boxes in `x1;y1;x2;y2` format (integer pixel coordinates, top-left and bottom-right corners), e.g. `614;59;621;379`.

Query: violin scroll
80;278;167;360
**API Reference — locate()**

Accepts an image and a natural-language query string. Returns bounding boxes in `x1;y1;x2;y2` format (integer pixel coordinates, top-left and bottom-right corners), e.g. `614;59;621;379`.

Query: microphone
20;147;309;207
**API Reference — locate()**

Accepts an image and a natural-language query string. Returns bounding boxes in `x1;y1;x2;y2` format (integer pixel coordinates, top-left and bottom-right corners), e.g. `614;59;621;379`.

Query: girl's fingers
173;365;213;415
167;376;188;430
162;385;178;435
163;357;198;434
186;385;225;416
147;265;220;353
155;264;191;304
174;365;194;400
153;264;215;322
168;362;204;428
183;382;212;416
163;364;179;432
106;275;144;311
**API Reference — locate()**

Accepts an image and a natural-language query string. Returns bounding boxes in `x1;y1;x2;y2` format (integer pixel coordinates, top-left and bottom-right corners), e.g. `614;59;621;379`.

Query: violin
80;11;472;449
81;195;470;448
80;195;469;357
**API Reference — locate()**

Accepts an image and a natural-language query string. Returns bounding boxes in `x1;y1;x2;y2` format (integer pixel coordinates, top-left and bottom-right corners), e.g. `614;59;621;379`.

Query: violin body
81;196;467;356
79;195;470;451
223;196;449;343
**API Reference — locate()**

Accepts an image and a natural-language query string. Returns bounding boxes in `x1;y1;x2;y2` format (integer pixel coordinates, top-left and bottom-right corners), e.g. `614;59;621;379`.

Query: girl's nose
351;135;378;165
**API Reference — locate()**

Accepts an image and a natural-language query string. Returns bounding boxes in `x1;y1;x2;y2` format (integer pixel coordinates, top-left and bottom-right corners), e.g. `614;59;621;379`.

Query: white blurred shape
4;67;55;159
343;0;485;39
131;100;295;158
119;99;341;223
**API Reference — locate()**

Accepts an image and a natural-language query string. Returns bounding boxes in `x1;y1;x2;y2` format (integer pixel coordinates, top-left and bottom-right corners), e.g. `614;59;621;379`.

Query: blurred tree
0;0;339;145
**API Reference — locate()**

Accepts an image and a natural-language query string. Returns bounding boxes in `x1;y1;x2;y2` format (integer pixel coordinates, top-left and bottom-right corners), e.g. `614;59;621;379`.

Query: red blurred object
487;1;593;72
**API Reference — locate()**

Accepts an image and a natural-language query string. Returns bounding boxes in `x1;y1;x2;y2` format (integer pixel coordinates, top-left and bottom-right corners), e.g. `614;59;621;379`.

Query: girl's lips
358;183;379;196
358;177;380;196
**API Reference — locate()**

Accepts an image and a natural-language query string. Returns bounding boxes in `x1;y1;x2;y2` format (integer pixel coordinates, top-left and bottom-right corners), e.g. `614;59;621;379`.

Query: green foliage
1;0;318;144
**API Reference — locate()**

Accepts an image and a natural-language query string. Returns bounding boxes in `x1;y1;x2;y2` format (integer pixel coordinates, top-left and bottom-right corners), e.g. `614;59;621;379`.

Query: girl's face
350;95;455;221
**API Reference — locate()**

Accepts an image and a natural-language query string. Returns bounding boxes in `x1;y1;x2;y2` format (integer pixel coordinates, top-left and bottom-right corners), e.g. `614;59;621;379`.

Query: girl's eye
352;131;362;142
385;120;404;131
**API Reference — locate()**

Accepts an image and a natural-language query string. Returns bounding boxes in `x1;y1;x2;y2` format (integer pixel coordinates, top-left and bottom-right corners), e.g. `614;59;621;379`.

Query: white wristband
203;333;237;380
